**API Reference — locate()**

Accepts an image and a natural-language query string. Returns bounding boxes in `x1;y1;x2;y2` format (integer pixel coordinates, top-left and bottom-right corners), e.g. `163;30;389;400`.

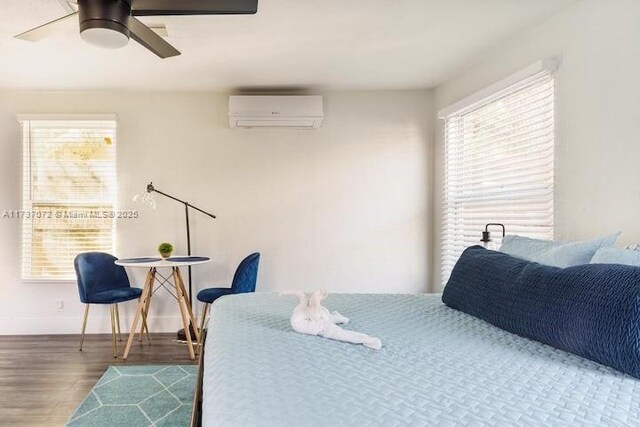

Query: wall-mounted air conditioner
228;95;324;129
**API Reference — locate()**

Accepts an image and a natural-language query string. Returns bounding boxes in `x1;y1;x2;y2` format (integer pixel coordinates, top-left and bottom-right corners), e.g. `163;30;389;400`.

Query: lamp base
177;324;198;342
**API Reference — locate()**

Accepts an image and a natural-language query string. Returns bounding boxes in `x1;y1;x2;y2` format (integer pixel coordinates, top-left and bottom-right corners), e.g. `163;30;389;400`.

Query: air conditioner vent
229;96;324;129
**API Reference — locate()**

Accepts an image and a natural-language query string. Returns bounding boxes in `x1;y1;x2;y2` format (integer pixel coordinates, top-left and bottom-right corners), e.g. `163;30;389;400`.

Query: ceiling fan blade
14;12;78;42
130;0;258;16
56;0;76;14
128;16;181;59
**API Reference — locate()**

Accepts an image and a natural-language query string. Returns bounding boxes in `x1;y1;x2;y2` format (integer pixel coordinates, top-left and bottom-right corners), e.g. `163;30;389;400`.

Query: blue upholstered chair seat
89;287;143;304
74;251;147;357
75;252;142;304
196;253;260;347
197;287;233;303
197;253;260;306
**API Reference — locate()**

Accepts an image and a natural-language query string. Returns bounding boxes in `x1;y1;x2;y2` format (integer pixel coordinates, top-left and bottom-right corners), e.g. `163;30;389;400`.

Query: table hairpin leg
174;267;201;344
172;267;196;360
123;268;155;360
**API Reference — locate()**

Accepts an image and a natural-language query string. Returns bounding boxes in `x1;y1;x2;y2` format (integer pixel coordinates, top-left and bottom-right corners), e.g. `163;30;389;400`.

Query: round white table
116;256;211;360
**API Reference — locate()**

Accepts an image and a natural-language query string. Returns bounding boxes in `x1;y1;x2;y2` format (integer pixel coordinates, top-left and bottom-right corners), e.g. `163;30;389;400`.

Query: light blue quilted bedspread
203;293;640;427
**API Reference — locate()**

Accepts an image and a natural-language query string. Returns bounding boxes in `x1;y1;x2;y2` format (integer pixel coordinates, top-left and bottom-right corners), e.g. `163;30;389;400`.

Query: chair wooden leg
198;303;209;349
115;303;121;342
79;304;90;351
110;304;118;358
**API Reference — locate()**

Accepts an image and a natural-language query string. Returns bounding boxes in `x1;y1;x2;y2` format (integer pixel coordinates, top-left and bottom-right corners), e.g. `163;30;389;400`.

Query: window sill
21;279;76;285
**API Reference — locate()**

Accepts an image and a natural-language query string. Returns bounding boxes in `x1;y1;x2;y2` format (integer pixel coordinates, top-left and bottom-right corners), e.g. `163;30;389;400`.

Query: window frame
438;61;557;287
18;114;118;283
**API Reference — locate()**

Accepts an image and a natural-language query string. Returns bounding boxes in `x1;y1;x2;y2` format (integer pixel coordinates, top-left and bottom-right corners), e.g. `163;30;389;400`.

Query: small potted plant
158;242;174;259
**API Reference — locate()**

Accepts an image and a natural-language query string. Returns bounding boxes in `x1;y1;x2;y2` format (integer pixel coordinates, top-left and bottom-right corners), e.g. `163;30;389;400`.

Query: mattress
203;293;640;426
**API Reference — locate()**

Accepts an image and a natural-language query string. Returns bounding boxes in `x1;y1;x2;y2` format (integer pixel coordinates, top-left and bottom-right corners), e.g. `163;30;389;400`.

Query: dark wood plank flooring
0;334;197;427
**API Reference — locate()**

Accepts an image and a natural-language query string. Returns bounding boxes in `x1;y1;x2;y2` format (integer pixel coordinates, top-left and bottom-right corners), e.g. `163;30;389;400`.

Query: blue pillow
443;245;640;379
591;247;640;266
499;233;619;267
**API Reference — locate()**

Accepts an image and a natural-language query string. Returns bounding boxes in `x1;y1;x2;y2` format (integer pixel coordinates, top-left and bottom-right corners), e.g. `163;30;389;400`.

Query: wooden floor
0;333;198;427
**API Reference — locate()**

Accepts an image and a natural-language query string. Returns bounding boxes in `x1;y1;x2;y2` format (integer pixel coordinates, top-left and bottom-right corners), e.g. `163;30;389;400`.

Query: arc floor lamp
136;182;216;341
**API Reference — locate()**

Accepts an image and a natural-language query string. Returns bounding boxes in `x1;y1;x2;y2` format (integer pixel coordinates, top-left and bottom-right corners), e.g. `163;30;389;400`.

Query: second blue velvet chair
197;252;260;344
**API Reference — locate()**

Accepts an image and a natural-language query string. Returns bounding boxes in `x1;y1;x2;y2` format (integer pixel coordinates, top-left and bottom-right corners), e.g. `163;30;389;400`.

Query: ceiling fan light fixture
78;0;131;49
80;23;129;49
15;0;258;58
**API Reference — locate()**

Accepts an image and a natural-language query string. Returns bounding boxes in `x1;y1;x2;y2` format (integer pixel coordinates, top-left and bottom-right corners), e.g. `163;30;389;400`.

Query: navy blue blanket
443;245;640;379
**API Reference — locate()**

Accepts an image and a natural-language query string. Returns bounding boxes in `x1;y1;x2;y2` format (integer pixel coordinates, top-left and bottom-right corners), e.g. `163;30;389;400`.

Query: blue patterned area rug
67;365;197;427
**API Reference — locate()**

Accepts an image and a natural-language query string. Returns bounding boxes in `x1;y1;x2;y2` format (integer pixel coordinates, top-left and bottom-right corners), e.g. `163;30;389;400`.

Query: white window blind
20;117;117;280
440;68;555;286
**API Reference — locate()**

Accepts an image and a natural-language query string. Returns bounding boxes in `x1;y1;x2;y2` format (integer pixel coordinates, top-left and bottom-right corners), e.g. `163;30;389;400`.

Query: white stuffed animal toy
281;290;382;350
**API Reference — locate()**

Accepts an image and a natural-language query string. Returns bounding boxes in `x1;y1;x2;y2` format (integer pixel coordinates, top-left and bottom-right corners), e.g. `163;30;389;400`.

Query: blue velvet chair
196;252;260;344
74;252;146;358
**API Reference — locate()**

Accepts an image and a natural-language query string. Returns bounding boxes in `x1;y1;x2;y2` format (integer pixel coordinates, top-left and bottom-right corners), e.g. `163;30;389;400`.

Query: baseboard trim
0;315;187;335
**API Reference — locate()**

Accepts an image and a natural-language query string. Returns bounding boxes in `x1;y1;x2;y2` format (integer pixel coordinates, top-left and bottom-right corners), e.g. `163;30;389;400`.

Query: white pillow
499;232;620;267
591;247;640;266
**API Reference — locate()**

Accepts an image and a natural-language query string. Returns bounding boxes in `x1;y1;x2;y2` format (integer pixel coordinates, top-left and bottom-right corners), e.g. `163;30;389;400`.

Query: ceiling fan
14;0;258;59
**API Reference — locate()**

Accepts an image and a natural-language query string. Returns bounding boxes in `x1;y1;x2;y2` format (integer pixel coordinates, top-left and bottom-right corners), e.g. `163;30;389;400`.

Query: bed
200;292;640;426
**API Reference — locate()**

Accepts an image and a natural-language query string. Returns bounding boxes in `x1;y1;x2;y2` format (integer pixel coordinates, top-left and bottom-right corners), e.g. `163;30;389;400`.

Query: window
440;62;555;285
20;116;117;280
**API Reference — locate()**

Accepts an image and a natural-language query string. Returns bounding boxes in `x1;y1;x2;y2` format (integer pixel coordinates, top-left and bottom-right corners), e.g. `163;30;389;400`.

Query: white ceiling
0;0;576;91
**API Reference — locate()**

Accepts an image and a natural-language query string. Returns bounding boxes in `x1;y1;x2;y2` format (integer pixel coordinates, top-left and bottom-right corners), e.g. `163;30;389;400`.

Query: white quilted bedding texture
203;293;640;427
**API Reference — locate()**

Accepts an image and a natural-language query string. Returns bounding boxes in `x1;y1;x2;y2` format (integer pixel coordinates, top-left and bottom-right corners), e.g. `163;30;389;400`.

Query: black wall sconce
480;223;506;248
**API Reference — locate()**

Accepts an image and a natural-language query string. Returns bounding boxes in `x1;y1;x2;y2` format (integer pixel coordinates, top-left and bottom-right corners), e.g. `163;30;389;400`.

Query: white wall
432;0;640;289
0;90;433;334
